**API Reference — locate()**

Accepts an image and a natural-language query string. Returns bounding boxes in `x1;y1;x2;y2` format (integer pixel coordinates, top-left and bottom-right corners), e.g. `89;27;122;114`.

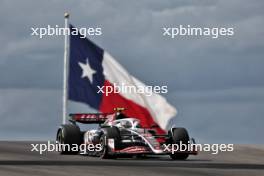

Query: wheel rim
58;130;64;144
99;138;106;157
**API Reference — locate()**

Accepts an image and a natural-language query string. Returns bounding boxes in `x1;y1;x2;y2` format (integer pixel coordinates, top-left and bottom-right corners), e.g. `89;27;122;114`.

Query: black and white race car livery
56;108;197;160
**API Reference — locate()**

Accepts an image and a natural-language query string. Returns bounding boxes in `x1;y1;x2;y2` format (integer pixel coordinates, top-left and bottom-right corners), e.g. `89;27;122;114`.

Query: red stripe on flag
99;80;165;135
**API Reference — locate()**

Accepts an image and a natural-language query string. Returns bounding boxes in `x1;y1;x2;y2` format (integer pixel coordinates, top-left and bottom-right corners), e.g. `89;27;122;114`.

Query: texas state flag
68;25;176;134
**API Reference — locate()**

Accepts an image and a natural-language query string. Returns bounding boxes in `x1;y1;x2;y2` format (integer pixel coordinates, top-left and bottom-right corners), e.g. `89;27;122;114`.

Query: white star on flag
78;59;96;83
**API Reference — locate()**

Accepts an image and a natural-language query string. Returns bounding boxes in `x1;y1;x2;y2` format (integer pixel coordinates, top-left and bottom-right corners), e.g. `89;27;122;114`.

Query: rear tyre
169;128;190;160
56;124;81;154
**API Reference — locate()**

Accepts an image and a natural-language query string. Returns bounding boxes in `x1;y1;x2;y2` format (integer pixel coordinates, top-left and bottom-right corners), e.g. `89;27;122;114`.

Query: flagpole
62;12;70;124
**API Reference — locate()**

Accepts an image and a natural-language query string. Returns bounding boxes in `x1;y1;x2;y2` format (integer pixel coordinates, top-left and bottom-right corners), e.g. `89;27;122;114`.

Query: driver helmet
120;120;132;128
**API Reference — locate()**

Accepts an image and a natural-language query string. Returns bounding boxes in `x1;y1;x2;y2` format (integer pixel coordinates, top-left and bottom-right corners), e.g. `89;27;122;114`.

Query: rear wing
68;108;126;124
69;113;113;124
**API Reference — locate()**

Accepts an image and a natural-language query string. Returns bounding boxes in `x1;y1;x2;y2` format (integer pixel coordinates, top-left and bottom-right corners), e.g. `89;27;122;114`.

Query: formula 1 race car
56;108;197;160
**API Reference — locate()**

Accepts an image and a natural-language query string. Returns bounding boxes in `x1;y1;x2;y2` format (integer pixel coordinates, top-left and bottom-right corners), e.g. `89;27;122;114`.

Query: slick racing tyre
169;128;190;160
99;126;121;159
56;124;81;154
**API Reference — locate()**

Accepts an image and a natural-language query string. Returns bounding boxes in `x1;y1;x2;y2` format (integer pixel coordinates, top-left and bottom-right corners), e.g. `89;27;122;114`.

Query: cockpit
114;118;141;129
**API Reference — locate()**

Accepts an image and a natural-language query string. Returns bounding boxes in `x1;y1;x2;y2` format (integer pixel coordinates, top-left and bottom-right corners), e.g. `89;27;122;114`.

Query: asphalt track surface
0;142;263;176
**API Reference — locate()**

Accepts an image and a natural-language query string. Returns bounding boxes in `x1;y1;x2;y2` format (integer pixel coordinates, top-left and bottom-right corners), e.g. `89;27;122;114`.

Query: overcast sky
0;0;263;143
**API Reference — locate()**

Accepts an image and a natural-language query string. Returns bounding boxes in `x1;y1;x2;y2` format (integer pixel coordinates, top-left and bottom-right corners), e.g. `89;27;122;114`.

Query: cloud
168;87;264;143
0;0;263;142
0;0;263;90
1;88;263;143
0;89;61;140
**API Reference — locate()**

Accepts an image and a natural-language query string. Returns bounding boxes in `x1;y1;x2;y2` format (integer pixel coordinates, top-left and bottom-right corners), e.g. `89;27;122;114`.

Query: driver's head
120;120;131;128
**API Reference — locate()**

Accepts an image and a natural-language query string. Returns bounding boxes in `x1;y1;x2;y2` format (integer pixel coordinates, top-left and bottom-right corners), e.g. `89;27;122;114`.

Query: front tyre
99;127;120;159
169;128;190;160
99;134;111;159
